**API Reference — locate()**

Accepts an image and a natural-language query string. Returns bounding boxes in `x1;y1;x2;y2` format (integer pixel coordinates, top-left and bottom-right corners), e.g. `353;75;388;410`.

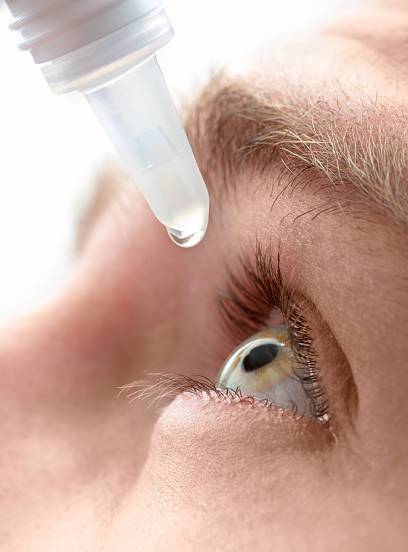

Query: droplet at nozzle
85;55;209;247
167;227;206;248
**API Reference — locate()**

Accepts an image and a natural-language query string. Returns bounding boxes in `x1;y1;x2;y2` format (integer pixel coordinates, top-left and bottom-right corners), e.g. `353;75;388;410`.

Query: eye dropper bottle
5;0;210;248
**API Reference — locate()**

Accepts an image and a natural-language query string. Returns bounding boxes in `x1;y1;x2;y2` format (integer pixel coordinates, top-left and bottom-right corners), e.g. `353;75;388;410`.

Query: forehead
241;2;408;103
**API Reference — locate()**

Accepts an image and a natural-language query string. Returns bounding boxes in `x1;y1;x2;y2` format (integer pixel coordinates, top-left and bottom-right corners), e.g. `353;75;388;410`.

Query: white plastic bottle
5;0;210;247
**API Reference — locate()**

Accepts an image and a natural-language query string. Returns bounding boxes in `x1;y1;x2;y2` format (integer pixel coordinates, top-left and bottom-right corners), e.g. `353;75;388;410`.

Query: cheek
106;394;332;550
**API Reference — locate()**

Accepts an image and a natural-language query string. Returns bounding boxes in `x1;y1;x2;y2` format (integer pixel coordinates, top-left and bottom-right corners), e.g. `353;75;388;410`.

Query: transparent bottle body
85;55;209;244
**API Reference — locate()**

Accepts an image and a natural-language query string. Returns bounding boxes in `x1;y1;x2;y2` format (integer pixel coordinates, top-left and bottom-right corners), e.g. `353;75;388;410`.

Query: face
2;1;408;550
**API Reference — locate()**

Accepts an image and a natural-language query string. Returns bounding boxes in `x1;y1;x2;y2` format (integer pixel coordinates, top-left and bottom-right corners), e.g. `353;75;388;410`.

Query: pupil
242;343;279;372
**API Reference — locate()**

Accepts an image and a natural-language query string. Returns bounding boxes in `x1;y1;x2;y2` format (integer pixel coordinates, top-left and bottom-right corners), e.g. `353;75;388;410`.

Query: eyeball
216;327;316;418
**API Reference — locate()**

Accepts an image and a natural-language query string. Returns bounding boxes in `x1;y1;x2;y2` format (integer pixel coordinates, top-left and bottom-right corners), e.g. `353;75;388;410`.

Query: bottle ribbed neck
6;0;162;63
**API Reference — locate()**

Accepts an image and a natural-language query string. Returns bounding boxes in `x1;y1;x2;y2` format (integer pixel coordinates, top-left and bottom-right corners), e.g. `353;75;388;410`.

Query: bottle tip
166;226;206;248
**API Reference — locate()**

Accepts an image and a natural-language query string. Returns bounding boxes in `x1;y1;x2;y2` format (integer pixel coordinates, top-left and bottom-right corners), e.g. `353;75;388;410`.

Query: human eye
216;326;328;423
123;240;350;435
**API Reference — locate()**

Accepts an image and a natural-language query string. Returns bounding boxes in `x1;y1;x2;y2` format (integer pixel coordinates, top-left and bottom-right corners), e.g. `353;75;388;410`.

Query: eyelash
217;242;329;422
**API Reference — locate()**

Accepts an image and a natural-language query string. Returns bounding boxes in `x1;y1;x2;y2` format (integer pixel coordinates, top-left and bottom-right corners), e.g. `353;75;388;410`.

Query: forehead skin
1;1;408;551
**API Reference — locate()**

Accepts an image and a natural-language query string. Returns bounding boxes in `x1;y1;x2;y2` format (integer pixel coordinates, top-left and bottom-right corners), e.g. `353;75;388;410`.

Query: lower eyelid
121;373;335;449
152;392;334;456
121;372;310;419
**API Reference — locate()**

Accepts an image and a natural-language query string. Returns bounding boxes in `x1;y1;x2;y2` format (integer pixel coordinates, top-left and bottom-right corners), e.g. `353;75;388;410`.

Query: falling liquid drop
166;226;206;248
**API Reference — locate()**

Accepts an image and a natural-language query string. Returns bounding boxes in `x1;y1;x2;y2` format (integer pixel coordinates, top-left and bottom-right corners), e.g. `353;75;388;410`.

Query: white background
0;0;355;320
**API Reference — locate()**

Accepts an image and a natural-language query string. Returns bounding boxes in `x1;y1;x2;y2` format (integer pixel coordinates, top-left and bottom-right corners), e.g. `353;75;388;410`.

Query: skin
1;1;408;550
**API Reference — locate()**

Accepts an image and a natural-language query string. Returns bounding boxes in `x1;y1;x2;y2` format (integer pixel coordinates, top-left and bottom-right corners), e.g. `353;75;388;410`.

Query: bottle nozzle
85;55;209;247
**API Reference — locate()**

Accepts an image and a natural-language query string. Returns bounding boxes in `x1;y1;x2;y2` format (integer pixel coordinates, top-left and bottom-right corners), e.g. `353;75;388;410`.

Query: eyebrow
184;72;408;225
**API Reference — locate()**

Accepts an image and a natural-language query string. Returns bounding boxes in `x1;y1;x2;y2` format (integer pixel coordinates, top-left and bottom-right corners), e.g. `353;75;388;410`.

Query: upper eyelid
218;242;288;343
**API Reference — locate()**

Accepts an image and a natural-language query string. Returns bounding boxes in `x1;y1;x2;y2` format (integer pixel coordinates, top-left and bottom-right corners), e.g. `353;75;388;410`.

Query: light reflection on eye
216;326;317;418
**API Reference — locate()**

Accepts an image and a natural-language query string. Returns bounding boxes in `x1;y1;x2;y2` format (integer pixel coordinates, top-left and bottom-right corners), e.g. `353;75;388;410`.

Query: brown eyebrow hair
184;72;408;225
